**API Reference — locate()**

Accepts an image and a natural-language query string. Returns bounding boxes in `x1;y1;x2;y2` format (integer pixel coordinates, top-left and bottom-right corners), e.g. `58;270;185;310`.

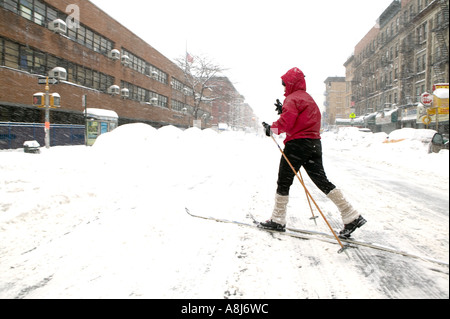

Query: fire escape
400;33;416;105
432;0;449;83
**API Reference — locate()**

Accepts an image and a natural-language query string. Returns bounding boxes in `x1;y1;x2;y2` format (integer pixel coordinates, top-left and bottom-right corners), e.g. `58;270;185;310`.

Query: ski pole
270;134;347;253
297;167;318;225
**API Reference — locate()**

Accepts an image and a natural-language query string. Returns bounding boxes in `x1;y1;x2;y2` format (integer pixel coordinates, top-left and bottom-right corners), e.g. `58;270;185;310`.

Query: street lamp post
44;77;51;148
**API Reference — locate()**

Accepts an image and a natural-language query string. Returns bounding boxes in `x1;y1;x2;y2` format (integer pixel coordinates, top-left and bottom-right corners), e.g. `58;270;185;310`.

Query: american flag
186;53;194;63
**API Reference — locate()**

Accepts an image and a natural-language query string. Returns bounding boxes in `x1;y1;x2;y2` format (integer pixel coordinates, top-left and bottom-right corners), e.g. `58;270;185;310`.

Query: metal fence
0;122;85;150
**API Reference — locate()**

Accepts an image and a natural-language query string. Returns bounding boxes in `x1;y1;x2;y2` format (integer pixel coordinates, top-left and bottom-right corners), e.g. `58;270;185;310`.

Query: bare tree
175;53;228;120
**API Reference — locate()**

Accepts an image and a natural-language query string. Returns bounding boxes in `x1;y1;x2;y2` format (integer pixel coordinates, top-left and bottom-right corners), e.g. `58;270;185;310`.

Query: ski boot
258;220;286;232
339;215;367;239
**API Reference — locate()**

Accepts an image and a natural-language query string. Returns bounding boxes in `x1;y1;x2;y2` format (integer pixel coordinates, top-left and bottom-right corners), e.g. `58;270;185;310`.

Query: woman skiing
261;67;366;239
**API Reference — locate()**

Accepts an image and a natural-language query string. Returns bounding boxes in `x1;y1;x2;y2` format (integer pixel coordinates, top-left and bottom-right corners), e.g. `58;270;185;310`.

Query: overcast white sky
90;0;395;122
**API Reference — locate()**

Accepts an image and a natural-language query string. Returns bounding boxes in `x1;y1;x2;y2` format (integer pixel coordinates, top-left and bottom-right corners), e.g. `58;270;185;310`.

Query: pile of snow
322;127;448;178
387;128;437;142
93;122;157;152
326;126;388;149
324;127;440;149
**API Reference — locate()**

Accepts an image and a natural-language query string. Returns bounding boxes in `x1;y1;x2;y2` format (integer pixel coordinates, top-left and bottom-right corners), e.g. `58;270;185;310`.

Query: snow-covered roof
335;117;364;125
84;108;119;120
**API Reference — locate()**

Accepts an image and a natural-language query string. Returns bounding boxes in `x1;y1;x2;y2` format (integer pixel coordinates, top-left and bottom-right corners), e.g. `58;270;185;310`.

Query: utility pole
44;77;51;148
35;67;65;148
82;94;87;146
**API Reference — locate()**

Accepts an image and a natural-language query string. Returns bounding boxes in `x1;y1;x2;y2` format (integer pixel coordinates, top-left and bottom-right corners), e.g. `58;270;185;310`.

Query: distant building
343;0;449;134
209;76;258;130
323;77;346;129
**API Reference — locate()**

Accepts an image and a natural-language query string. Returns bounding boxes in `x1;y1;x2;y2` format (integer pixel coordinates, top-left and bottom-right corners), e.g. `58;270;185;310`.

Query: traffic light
32;93;61;108
50;93;61;108
33;93;45;107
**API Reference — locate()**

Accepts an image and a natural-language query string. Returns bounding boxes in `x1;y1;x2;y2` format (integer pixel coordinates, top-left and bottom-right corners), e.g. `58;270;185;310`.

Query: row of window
357;92;400;113
362;70;399;91
2;0;49;25
358;48;433;82
121;81;168;108
68;23;113;55
359;84;430;113
355;78;429;109
171;77;193;95
172;98;212;119
0;36;207;115
1;0;115;56
0;36;115;92
358;25;429;67
121;49;168;85
172;99;196;115
120;49;199;96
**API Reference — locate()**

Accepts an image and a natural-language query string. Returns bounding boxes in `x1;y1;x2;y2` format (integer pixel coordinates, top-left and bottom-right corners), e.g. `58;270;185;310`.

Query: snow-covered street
0;125;448;299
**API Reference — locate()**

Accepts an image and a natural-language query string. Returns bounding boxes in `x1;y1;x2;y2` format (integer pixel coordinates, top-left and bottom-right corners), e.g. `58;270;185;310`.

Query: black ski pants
276;138;336;196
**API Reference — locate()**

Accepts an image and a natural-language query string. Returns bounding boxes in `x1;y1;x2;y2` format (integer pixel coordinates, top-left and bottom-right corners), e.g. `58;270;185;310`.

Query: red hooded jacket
271;67;321;144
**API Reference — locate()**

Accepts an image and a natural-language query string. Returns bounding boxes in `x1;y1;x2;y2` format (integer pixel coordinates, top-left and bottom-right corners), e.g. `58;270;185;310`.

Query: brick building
344;0;449;134
0;0;221;148
209;76;258;130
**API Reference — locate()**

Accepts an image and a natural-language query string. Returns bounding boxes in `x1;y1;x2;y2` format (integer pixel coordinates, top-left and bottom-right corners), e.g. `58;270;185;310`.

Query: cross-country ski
186;208;448;267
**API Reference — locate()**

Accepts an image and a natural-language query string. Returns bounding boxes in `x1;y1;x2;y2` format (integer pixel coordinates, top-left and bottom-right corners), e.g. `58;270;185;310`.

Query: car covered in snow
429;132;449;153
386;128;448;153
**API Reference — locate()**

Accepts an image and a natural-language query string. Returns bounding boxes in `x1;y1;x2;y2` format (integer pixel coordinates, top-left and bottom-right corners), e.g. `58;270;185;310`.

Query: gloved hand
274;99;283;115
262;122;272;137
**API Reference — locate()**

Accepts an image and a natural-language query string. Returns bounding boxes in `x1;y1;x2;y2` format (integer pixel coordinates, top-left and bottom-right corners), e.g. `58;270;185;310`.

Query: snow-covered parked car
429;132;449;154
386;128;448;153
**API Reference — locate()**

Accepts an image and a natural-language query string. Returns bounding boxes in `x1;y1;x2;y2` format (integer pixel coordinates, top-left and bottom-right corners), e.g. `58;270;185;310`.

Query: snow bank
93;122;157;152
388;128;436;142
322;127;449;179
